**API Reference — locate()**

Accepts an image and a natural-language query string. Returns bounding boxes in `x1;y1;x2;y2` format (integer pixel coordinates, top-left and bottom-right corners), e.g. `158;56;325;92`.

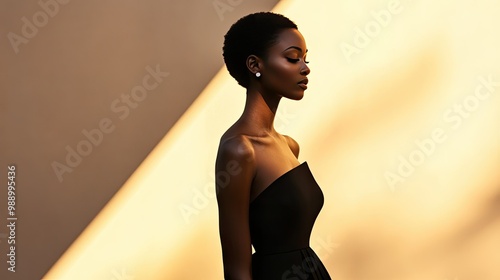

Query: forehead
269;28;307;53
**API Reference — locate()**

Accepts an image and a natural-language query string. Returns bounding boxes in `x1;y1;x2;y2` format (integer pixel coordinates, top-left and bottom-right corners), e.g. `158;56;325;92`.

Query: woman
215;12;332;280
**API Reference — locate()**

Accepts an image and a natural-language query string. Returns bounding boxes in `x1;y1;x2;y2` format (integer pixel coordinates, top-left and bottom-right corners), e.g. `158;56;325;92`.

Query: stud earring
255;72;261;78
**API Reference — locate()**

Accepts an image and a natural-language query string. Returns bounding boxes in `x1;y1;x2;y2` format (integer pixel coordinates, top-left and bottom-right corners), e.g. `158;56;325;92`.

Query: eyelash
287;58;310;64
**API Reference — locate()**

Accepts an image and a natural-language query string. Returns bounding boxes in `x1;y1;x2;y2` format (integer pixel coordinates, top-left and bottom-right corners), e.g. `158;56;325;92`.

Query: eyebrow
283;46;308;53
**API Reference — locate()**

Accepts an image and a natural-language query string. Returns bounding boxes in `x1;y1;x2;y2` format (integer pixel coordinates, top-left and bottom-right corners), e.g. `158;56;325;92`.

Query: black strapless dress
249;161;332;279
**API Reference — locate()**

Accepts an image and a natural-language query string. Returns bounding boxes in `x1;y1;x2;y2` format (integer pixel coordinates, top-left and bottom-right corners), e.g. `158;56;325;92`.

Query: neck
239;85;281;137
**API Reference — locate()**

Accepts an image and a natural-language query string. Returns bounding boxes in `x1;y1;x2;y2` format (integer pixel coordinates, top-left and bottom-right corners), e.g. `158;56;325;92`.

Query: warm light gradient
44;0;500;279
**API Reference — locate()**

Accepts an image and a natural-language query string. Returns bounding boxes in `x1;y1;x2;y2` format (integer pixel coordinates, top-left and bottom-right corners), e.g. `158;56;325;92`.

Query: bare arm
215;136;256;280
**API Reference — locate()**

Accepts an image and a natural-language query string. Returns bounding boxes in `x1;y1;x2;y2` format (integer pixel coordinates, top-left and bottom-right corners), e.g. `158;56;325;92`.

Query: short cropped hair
222;12;298;88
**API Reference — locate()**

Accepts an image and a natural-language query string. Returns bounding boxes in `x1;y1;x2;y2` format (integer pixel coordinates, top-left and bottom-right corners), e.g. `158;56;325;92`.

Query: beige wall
2;0;500;280
0;1;278;279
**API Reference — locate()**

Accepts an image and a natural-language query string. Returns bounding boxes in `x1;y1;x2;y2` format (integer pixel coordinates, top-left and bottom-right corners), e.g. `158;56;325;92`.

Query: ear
246;55;262;76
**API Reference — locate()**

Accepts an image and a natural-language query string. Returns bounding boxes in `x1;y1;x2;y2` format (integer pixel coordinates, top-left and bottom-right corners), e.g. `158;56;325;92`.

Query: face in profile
258;28;310;100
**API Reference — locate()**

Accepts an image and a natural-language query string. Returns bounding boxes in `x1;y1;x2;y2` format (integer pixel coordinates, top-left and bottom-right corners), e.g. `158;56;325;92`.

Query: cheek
265;60;297;84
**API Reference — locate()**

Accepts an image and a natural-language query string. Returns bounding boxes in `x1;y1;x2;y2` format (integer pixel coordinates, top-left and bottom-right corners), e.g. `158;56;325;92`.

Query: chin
284;91;305;100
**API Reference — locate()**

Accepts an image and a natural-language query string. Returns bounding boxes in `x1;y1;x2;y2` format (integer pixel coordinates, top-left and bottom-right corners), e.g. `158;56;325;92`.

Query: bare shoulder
215;134;257;208
218;134;255;159
282;134;300;158
216;134;256;174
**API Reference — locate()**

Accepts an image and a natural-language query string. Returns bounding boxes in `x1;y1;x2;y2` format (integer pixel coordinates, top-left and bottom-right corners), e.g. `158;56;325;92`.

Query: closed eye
286;57;310;64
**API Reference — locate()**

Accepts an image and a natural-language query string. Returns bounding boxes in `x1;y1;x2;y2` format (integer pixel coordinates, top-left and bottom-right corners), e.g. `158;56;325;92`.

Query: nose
300;63;310;76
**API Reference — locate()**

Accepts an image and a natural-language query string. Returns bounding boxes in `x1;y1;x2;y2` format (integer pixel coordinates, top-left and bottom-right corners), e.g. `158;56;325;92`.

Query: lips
298;78;308;90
